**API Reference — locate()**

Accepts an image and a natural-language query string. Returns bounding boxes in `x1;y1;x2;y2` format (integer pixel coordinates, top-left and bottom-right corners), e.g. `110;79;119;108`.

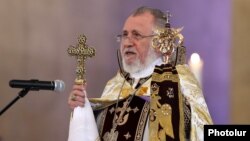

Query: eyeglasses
116;31;155;42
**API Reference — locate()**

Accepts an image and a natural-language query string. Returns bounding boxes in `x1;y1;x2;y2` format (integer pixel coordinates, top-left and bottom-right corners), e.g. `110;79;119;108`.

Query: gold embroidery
149;66;185;141
150;89;174;140
135;102;150;141
152;71;179;82
103;128;118;141
103;96;134;140
115;98;131;126
166;87;174;98
124;132;131;140
137;87;148;96
121;88;133;98
121;87;148;98
101;73;151;141
102;96;149;141
109;107;115;114
132;107;139;113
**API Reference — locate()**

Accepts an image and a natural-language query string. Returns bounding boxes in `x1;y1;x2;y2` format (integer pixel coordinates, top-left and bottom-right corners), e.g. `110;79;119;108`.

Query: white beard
122;47;160;74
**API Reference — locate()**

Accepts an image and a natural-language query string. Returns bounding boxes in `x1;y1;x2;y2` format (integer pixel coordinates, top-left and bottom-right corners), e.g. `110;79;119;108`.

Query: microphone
9;79;65;92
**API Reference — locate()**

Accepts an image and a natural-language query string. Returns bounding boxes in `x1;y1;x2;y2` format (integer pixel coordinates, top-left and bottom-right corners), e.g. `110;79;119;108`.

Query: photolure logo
204;125;250;140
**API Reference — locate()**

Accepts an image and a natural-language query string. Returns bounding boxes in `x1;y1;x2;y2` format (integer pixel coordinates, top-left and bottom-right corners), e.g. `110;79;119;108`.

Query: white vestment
68;59;213;141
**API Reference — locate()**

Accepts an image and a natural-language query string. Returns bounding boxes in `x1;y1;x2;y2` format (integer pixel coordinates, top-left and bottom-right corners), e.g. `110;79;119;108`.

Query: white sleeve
68;97;100;141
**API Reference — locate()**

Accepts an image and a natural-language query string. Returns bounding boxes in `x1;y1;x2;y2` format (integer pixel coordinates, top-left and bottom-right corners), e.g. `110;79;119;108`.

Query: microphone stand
0;88;30;116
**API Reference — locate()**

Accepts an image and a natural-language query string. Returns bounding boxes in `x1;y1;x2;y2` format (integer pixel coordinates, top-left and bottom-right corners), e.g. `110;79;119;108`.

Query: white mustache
122;48;137;55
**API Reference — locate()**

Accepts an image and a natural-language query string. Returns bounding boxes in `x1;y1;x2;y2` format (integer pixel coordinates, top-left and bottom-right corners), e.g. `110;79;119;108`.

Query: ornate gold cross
67;34;95;85
151;11;184;64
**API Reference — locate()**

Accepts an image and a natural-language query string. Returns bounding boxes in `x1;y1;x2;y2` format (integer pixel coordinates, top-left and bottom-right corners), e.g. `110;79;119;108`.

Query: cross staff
165;11;172;25
67;34;95;85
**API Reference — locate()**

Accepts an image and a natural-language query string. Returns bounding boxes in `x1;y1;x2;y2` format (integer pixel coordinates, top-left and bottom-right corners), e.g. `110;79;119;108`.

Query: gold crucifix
67;34;95;85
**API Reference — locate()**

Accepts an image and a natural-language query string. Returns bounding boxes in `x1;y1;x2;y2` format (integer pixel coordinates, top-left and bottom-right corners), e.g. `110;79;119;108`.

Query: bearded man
68;6;213;141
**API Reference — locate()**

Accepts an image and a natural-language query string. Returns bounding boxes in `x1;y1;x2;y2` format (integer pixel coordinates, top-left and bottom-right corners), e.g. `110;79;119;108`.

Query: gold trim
150;66;185;141
152;71;179;82
135;102;150;141
178;82;185;141
98;108;108;136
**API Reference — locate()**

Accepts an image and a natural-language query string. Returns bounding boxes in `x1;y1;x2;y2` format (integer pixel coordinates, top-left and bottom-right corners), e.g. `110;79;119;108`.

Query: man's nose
122;36;134;47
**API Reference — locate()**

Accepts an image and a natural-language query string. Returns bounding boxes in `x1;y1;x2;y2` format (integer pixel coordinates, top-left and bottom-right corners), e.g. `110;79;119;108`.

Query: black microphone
9;79;65;92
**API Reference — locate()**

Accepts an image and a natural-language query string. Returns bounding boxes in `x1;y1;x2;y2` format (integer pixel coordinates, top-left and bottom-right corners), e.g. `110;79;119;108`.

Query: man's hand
68;84;86;110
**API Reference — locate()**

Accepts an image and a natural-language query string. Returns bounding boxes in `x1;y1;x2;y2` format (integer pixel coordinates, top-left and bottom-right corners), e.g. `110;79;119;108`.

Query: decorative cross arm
67;34;95;85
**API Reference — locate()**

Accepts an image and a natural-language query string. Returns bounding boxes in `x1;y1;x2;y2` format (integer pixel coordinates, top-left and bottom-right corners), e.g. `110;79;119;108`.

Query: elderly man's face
120;12;160;73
